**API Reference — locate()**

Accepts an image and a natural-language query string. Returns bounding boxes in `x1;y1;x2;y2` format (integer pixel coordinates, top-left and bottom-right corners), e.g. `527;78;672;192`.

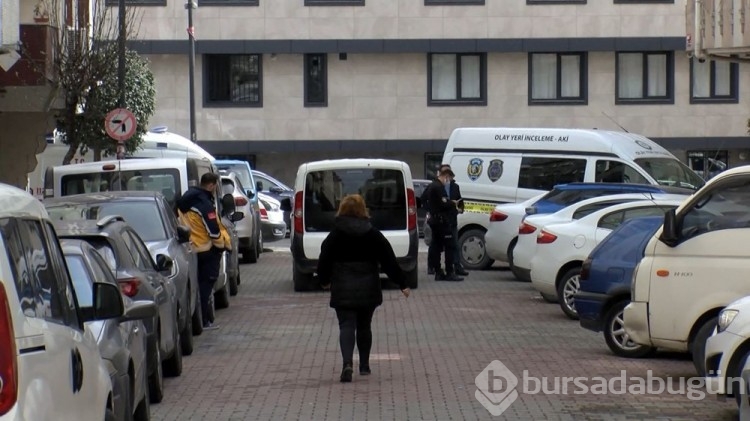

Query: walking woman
317;194;411;383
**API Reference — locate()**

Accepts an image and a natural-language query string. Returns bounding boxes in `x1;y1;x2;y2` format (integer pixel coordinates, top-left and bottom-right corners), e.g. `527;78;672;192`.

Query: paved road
152;244;738;420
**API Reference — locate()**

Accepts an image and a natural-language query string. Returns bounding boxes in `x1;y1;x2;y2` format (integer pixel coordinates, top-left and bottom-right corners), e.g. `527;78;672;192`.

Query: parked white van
284;159;419;291
442;127;705;270
0;183;131;420
623;165;750;375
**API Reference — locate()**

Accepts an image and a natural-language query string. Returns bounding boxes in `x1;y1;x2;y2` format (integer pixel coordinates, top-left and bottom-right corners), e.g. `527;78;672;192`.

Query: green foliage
60;48;156;159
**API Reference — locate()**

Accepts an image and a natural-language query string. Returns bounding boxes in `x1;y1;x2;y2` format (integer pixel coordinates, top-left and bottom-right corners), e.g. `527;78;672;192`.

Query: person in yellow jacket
176;172;231;330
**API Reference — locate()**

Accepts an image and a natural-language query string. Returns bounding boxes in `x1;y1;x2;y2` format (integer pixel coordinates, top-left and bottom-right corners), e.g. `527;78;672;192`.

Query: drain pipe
694;0;707;62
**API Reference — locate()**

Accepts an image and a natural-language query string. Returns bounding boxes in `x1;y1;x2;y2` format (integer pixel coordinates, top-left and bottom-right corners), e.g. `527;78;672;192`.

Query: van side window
519;157;586;191
680;179;750;240
0;218;37;317
596;160;649;184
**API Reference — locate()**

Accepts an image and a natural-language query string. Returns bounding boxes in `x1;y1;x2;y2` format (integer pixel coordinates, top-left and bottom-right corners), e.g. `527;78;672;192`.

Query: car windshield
635;158;705;190
47;202;167;242
216;164;253;191
64;255;93;307
60;168;181;205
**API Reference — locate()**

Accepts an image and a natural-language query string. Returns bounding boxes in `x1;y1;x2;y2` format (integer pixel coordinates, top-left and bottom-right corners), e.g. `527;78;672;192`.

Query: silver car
61;238;156;421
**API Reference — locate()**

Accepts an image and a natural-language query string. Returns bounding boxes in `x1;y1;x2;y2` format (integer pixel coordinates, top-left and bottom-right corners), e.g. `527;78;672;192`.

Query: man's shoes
455;265;469;276
203;321;220;330
444;273;464;282
434;269;447;281
427;267;435;275
360;364;371;375
340;364;353;383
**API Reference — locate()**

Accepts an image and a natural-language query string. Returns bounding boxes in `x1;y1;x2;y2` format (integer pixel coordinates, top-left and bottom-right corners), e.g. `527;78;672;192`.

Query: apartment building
129;0;750;182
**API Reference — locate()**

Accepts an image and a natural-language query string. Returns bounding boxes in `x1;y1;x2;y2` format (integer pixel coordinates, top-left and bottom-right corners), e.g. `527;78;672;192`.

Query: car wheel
163;323;183;377
236;271;241;286
458;228;493;270
603;300;655;358
507;239;527;282
540;292;557;303
293;266;315;292
133;378;150;421
191;289;203;336
248;235;260;264
240;246;253;264
215;284;230;309
405;267;418;290
692;316;718;376
229;270;239;296
105;408;118;421
733;350;750;407
557;268;581;320
147;340;164;404
180;306;194;356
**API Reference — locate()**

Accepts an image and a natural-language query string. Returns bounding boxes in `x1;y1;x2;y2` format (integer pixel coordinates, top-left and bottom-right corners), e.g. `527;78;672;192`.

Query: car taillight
259;207;268;220
407;188;417;231
580;257;592;281
537;230;557;244
234;196;248;207
118;278;141;297
0;283;18;416
518;222;537;235
293;191;303;234
489;210;508;222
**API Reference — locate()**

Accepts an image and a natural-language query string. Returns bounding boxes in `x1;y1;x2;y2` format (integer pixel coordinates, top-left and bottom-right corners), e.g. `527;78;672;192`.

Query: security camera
697;57;707;63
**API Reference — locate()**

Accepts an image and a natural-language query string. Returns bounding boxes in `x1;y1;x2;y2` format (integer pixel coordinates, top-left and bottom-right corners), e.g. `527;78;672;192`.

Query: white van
442;127;705;270
27;127;213;199
623;165;750;375
285;159;419;292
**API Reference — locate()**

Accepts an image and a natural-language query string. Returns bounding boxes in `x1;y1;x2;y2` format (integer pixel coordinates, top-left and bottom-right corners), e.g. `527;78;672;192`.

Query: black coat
317;216;406;309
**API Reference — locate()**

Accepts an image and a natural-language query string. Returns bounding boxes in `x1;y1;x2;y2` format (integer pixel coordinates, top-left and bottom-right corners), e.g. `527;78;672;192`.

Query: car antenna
601;111;629;133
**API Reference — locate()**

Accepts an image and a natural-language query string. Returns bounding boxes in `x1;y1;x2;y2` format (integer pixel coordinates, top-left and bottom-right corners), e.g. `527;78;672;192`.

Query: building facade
130;0;750;184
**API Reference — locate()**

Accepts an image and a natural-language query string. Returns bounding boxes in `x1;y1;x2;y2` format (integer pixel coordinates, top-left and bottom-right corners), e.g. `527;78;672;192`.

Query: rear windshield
47;202;167;242
304;169;406;232
60;169;181;205
216;163;253;191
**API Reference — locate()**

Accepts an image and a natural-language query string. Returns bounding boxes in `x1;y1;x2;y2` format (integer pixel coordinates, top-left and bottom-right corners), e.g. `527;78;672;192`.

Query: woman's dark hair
336;194;369;218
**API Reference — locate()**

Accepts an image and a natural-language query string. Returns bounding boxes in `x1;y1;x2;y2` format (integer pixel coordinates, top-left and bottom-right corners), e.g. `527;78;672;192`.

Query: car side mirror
280;197;292;212
256;181;264;192
88;282;124;321
156;254;174;273
231;211;245;222
221;193;236;215
269;186;284;194
659;208;680;247
176;225;191;244
119;300;157;323
245;189;255;199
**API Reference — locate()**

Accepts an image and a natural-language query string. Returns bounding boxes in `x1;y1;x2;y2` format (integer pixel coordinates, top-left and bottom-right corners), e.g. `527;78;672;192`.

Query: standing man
440;164;469;276
425;167;464;282
176;172;232;330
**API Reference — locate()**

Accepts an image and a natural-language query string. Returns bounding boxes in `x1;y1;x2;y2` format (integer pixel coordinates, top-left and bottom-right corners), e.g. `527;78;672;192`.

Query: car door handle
71;348;84;393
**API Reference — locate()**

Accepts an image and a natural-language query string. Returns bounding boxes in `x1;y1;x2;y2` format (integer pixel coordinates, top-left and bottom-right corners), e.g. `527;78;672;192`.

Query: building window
527;0;585;4
688;150;728;180
426;0;484;4
305;54;327;107
305;0;364;5
616;52;673;104
204;54;262;107
428;53;487;106
690;59;739;104
529;53;587;105
424;153;443;179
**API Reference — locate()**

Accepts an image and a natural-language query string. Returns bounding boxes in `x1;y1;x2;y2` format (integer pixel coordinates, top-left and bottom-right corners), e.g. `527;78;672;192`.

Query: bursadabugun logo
474;360;519;416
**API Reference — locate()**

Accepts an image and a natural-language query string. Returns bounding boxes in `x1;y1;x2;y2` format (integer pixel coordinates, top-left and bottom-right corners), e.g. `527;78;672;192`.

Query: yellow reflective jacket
176;187;232;253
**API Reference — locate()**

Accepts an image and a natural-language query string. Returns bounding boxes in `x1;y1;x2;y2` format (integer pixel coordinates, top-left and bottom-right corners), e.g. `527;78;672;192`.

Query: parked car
215;160;263;244
219;197;241;297
45;191;203;349
705;295;750;405
52;216;182;403
61;238;156;421
221;173;261;264
413;179;430;238
259;192;287;242
253;169;294;232
576;216;663;358
529;198;682;319
0;183;122;420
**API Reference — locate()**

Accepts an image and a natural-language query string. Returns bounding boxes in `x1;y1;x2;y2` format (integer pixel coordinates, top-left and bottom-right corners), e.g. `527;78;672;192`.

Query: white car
0;183;132;420
484;194;545;265
258;192;287;242
529;198;683;319
705;296;750;403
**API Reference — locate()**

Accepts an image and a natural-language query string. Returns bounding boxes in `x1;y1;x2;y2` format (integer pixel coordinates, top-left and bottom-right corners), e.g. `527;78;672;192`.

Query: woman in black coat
317;194;411;383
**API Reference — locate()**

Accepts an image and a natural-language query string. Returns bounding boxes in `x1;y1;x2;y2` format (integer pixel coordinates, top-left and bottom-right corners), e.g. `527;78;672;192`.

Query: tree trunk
61;105;78;165
93;147;102;161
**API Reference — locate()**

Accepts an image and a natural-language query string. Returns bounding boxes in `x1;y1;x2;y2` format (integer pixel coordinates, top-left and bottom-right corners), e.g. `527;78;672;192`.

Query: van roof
0;183;49;219
446;127;673;159
302;158;407;171
52;157;208;172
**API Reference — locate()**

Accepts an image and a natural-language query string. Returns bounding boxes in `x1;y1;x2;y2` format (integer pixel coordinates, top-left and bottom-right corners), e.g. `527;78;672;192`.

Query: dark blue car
575;215;663;358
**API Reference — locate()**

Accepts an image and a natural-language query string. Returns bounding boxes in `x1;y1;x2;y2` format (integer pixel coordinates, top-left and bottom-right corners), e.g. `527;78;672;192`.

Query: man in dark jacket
425;168;464;282
440;164;469;276
317;194;410;383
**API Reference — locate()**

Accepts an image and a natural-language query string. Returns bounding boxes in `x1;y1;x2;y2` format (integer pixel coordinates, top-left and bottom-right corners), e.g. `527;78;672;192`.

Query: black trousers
197;248;222;324
428;222;454;273
335;307;376;367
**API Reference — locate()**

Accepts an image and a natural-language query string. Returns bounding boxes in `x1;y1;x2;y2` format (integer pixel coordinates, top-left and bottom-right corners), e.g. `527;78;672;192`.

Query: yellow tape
463;201;496;214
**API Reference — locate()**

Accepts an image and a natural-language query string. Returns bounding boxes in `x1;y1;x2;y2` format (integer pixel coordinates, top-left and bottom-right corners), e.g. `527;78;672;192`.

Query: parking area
151;245;738;420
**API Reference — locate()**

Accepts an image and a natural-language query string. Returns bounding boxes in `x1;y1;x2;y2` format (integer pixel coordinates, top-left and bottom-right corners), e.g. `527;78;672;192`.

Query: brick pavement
152;248;738;421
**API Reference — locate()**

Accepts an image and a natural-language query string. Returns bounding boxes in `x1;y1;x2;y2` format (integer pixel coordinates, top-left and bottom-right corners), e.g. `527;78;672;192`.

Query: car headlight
718;309;739;333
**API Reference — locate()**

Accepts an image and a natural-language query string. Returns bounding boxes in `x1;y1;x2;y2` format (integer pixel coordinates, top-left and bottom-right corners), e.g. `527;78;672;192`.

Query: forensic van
441;127;705;270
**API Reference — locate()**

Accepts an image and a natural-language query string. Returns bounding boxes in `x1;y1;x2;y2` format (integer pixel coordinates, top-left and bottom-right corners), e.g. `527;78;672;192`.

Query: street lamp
186;0;198;143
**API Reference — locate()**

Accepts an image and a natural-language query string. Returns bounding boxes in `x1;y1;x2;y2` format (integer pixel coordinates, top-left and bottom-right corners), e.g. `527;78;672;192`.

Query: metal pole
117;0;127;159
186;0;197;143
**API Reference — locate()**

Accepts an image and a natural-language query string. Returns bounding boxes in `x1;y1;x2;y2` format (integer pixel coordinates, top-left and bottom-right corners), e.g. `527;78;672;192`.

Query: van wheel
293;267;315;292
692;316;718;376
603;300;655;358
557;268;581;320
405;267;418;290
215;285;230;309
459;229;493;270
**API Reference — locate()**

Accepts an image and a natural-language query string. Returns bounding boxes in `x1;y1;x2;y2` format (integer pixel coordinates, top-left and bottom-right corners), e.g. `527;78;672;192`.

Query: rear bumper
575;290;608;332
262;221;287;242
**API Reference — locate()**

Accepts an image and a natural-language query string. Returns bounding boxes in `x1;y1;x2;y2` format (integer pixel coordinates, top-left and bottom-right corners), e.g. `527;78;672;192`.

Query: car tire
105;408;118;421
215;284;230;309
180;306;194;356
229;270;239;296
507;239;528;282
240;246;253;264
133;379;150;421
557;268;581;320
692;316;718;376
163;324;183;378
540;292;558;303
603;300;655;358
405;267;418;290
122;376;133;421
147;340;164;404
191;293;203;337
236;271;241;285
248;235;260;264
458;228;494;270
293;267;315;292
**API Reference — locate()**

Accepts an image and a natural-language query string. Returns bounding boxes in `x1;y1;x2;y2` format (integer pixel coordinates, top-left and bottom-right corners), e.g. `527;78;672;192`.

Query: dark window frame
198;0;257;5
615;51;674;105
106;0;166;6
425;0;484;5
528;52;588;105
305;0;364;5
203;54;263;108
427;53;487;106
689;58;739;104
614;0;673;3
304;53;328;107
527;0;586;4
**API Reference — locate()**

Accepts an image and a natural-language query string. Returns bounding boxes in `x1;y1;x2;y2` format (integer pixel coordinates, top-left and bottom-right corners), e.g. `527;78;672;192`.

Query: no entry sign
105;108;137;142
